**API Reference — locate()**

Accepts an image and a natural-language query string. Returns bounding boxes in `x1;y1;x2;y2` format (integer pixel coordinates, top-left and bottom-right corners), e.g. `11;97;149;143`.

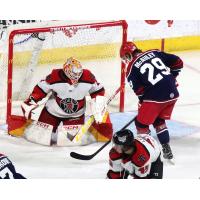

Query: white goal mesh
0;20;133;126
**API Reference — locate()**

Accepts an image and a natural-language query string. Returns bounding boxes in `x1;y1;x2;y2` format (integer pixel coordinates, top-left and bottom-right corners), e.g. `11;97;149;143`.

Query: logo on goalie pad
62;125;82;138
60;98;78;114
36;121;51;129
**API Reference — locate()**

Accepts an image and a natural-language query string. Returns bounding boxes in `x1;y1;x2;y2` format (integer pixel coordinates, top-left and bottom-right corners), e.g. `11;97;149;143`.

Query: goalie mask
120;42;138;64
63;57;83;84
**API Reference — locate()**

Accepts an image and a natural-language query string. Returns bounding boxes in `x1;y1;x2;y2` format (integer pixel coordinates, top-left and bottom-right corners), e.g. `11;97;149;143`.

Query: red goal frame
6;20;128;130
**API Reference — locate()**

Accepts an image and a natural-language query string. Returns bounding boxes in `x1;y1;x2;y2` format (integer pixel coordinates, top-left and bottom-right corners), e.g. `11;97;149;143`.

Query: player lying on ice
20;57;113;146
107;129;163;179
120;41;183;160
0;153;26;179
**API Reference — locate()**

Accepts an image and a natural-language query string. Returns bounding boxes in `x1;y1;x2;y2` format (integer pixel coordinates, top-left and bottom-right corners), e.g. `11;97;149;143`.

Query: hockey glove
21;96;39;119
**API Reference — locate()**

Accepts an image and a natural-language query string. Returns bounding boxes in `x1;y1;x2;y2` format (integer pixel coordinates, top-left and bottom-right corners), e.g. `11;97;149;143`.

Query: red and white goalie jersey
29;68;105;118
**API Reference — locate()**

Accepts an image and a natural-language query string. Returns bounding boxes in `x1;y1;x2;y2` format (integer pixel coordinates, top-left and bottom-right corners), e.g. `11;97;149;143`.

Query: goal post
2;20;128;132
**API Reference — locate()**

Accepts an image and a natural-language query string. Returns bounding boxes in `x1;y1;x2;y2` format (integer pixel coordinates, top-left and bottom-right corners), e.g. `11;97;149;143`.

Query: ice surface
0;51;200;179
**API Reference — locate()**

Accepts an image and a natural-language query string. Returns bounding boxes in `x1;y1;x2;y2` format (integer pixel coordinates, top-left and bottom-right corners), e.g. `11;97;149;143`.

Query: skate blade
165;158;175;165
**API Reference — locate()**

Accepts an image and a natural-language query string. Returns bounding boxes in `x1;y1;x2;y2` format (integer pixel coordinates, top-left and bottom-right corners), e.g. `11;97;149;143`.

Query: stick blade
70;152;93;160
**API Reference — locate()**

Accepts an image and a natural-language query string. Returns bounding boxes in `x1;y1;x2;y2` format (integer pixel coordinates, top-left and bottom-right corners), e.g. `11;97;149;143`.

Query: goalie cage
0;20;132;134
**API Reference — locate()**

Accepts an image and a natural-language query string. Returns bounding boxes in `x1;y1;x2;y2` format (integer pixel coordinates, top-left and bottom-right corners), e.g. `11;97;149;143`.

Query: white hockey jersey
28;68;105;118
108;134;161;178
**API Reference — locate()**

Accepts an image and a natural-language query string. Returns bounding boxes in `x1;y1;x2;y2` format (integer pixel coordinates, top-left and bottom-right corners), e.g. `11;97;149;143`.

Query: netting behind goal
0;20;138;128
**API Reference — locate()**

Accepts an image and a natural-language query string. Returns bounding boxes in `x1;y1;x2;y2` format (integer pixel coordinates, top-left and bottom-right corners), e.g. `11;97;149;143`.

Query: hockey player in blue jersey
120;41;183;160
0;153;26;179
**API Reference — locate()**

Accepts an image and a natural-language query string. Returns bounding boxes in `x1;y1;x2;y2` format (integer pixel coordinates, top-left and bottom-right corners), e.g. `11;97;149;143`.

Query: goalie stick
67;86;122;142
70;116;136;160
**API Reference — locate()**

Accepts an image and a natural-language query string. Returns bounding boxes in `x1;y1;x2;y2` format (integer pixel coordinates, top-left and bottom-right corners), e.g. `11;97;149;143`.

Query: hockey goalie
12;57;113;146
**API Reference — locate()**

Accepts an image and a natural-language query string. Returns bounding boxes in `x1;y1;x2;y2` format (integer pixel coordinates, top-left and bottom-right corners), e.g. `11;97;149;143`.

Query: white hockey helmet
63;57;83;84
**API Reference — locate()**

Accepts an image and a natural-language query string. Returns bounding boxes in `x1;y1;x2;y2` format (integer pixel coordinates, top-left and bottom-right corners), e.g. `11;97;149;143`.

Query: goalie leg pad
24;121;53;146
57;125;82;146
57;124;96;146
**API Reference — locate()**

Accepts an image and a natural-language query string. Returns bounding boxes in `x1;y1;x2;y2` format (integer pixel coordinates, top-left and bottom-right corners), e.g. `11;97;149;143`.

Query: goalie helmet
63;57;83;84
120;41;138;63
113;129;134;147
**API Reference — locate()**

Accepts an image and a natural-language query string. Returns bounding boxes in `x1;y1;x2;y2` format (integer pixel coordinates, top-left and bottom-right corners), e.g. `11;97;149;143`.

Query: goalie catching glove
90;96;107;123
21;96;39;119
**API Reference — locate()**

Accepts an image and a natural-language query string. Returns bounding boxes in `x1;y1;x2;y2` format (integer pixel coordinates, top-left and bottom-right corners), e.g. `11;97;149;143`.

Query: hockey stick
70;116;136;160
67;86;122;142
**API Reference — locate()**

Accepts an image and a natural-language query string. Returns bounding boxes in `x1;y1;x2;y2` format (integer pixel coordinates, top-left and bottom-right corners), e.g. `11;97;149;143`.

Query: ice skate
162;143;175;165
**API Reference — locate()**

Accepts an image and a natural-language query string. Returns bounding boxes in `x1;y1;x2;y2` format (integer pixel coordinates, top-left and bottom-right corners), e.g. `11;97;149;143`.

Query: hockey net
0;20;137;130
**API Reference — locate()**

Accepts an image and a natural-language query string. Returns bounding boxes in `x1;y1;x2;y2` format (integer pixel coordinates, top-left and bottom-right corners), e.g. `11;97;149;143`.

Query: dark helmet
120;41;138;59
113;129;134;147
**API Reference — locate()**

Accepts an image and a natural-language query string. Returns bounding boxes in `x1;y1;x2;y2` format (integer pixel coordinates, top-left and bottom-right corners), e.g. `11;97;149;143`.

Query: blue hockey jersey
126;49;183;102
0;154;26;179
